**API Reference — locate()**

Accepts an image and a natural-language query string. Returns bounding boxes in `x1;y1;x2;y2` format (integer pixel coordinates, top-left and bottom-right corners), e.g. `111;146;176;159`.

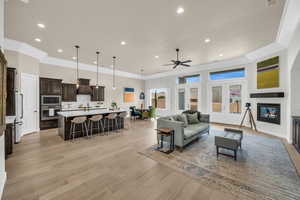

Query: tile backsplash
62;95;106;110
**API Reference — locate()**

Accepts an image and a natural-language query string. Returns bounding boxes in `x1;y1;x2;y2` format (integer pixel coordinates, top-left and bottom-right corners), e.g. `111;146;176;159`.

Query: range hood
77;78;92;95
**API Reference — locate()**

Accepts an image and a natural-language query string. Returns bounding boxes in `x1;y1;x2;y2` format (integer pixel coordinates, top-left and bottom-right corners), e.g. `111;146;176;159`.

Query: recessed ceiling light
20;0;29;3
177;7;184;14
57;49;63;53
37;23;45;28
93;61;97;64
219;54;223;57
121;41;126;45
34;38;41;42
72;56;77;60
155;55;159;59
204;38;211;43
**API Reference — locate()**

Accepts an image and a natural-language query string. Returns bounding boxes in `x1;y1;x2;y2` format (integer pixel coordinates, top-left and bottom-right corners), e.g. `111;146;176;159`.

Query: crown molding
4;39;286;81
4;39;48;61
41;56;143;80
4;38;143;80
276;0;300;47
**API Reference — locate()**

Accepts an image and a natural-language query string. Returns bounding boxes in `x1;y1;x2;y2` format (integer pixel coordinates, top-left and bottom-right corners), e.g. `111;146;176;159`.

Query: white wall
146;51;288;139
0;0;4;52
0;0;6;197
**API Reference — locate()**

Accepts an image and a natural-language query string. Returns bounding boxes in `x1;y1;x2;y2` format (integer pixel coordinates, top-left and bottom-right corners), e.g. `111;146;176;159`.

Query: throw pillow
178;114;188;127
187;113;200;124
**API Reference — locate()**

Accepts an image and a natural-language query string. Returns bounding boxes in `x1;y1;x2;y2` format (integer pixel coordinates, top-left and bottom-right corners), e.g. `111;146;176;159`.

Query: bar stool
106;113;119;133
88;115;104;136
118;112;129;130
70;116;88;141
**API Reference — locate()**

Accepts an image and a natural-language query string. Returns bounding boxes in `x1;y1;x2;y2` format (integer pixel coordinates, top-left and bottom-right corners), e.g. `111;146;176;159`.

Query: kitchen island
57;109;127;140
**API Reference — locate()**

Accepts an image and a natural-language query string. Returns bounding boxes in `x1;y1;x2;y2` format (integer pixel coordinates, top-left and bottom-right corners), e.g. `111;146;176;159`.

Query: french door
208;81;246;125
176;85;200;113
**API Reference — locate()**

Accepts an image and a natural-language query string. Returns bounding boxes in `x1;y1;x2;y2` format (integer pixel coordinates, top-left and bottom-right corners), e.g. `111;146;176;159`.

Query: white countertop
6;116;16;124
61;107;107;111
58;109;127;118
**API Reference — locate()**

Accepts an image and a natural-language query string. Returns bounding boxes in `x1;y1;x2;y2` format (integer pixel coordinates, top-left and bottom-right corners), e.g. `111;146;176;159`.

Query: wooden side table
156;128;175;154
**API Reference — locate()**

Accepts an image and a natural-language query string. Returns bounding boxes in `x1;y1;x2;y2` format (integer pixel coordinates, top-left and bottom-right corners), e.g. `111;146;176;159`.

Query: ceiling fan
163;48;192;69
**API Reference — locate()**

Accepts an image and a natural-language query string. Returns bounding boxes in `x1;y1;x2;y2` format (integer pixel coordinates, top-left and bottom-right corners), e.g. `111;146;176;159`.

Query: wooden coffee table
156;128;175;154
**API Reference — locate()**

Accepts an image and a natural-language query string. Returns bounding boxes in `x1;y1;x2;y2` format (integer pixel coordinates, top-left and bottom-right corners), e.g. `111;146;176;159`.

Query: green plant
111;102;117;109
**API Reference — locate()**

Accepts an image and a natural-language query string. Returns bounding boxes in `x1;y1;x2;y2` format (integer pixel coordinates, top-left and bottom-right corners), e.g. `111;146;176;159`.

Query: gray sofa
157;110;210;151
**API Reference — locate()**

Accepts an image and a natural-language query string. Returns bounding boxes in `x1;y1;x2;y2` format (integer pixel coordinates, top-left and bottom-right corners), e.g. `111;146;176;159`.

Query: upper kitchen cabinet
62;83;77;102
40;77;62;95
91;86;105;101
0;51;7;136
6;68;16;116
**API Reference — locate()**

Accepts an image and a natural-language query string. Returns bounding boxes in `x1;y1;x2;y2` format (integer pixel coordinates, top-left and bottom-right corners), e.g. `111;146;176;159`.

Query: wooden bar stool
70;116;88;141
106;113;119;133
88;115;104;136
118;112;129;129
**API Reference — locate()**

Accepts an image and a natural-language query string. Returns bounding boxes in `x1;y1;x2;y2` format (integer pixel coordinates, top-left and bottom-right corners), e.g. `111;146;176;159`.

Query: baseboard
0;171;7;198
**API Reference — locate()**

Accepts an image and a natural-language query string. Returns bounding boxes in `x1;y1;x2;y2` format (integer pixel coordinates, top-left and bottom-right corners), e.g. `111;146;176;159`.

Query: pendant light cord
113;56;116;89
96;51;100;88
75;45;80;86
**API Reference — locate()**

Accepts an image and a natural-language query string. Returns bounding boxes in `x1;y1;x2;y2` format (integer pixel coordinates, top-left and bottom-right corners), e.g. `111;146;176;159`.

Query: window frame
149;88;170;111
209;68;246;82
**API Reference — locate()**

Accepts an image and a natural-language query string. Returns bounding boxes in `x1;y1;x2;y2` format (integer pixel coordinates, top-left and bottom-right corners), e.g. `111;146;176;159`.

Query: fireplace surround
257;103;281;125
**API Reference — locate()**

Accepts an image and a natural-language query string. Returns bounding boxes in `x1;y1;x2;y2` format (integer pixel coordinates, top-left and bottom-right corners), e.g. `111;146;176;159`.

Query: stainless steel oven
41;105;61;121
41;95;61;106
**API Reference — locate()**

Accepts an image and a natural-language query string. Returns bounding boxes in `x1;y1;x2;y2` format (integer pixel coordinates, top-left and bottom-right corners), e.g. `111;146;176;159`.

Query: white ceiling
5;0;286;75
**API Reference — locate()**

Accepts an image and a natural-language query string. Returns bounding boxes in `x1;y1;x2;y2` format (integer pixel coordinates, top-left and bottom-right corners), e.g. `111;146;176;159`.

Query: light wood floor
3;120;300;200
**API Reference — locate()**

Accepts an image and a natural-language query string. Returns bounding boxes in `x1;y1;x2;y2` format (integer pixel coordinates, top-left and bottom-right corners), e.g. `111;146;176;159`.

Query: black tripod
240;106;257;132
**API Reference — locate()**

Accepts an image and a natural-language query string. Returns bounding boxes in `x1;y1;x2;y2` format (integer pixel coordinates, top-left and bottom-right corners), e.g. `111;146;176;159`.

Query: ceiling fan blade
181;64;191;67
171;60;177;63
181;60;192;63
173;64;179;69
162;63;175;66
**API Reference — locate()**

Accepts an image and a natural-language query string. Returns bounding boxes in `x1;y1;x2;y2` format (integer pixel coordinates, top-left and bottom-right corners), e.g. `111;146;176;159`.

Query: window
178;88;185;110
229;85;242;113
178;74;200;84
212;86;222;112
210;68;245;80
150;88;167;109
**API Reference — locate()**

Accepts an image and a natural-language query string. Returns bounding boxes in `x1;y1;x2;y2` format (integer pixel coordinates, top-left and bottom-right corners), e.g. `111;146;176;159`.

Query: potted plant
111;102;118;110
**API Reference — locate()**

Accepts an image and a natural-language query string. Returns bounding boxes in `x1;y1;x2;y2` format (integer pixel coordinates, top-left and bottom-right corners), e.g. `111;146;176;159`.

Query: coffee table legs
216;145;237;161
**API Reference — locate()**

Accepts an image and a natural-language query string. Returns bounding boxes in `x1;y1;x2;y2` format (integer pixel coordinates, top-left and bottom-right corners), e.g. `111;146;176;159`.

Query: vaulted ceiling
5;0;286;75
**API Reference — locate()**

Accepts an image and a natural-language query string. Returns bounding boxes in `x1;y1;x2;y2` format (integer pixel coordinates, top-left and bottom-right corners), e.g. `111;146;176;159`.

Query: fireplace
257;103;281;125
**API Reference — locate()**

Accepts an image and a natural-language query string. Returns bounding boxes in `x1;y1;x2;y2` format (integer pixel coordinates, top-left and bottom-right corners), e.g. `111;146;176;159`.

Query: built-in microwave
41;95;61;106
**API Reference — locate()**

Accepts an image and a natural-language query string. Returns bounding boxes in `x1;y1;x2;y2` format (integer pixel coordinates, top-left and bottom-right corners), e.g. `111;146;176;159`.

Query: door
21;73;39;135
208;81;246;125
176;85;200;113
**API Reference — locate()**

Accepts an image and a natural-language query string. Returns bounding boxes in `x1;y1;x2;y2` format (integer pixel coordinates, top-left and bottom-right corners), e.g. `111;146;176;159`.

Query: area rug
139;129;300;200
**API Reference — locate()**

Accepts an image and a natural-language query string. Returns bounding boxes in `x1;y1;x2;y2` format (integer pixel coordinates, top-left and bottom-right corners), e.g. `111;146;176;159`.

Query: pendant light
139;68;145;100
112;56;116;90
96;51;100;89
74;45;80;88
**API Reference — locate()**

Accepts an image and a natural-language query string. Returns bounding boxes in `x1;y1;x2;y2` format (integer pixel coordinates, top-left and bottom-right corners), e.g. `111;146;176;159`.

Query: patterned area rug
140;129;300;200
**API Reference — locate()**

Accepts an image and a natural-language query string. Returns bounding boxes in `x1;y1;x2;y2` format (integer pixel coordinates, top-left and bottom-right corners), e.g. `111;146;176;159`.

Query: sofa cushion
177;114;188;127
186;113;200;124
183;123;209;139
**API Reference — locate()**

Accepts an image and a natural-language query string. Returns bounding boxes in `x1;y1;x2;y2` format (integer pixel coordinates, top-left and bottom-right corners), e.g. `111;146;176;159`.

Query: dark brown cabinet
91;86;104;101
62;83;77;102
5;123;14;159
40;77;62;95
6;68;16;116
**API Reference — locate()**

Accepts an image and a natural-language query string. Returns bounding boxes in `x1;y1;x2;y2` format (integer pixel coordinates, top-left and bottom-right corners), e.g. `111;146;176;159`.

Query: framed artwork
257;56;279;89
124;87;135;103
